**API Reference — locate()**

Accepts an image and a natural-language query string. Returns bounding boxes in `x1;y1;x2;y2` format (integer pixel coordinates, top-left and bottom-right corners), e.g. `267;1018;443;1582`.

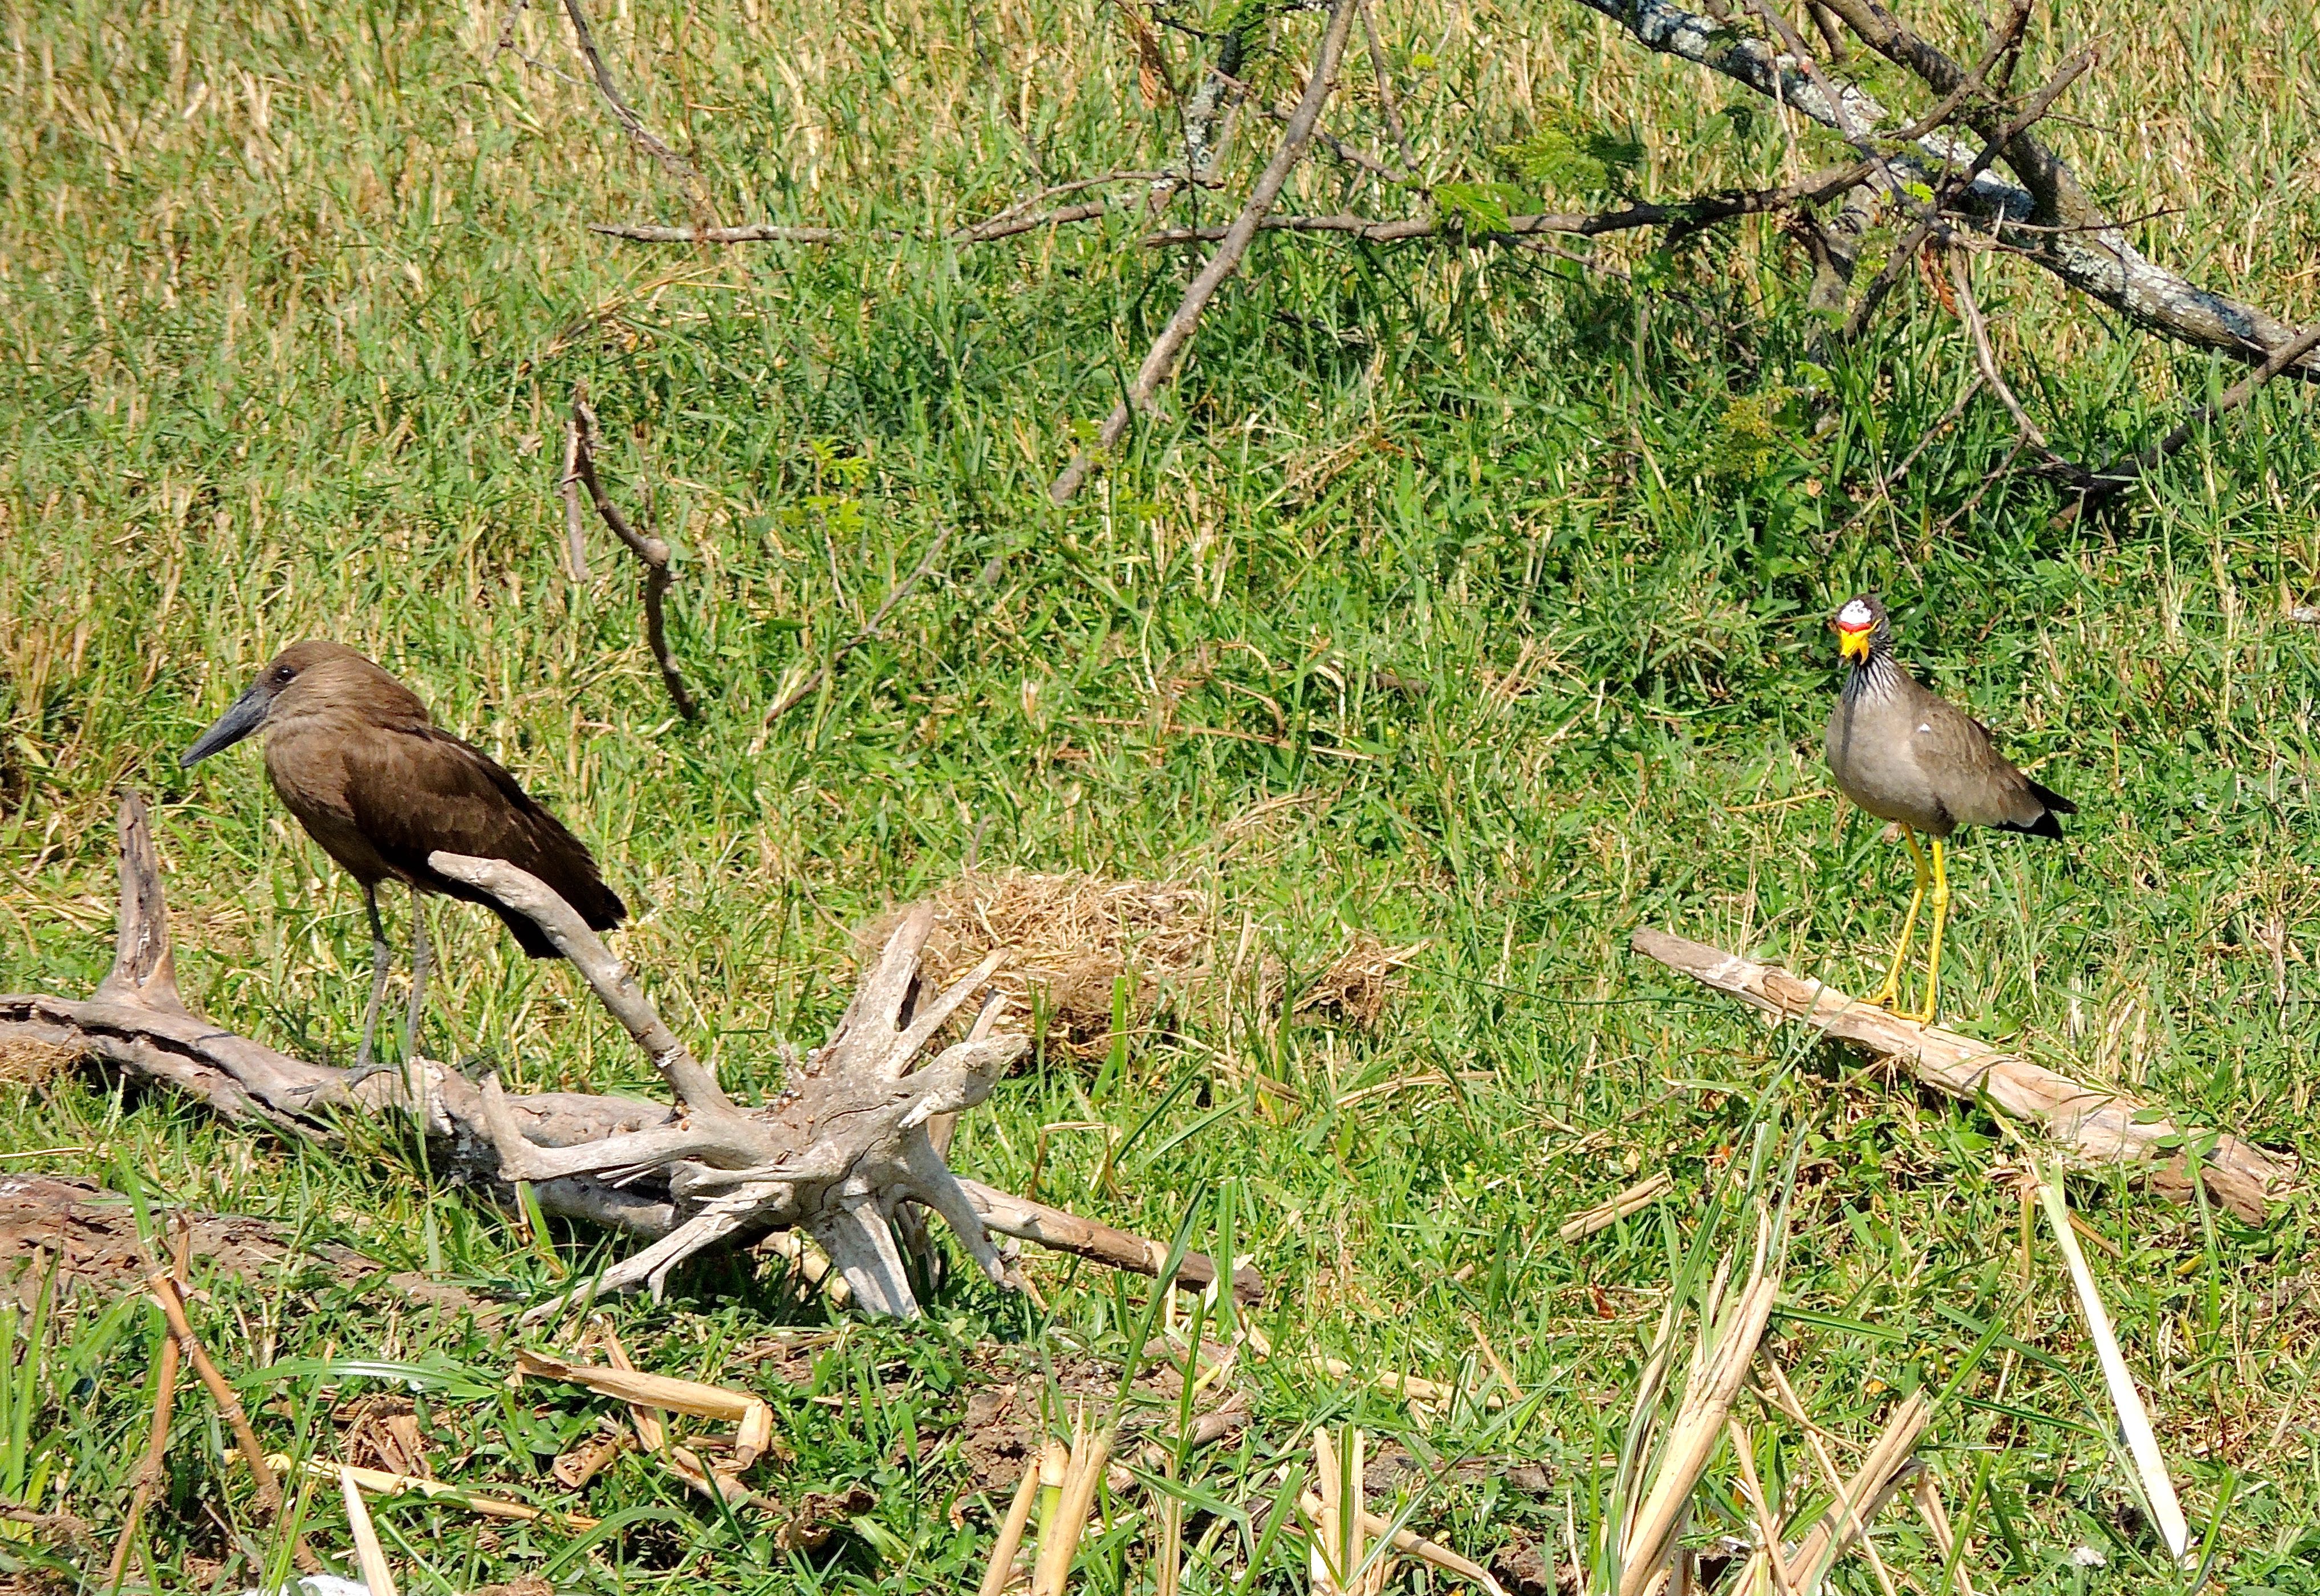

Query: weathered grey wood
1631;927;2289;1221
1570;0;2320;383
2;794;1262;1318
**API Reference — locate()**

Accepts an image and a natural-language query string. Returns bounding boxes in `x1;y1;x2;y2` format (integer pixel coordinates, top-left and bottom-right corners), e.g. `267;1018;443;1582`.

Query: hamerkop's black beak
180;683;269;767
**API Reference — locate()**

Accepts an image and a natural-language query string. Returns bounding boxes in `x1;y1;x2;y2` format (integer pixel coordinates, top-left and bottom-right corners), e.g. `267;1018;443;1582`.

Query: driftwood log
1;794;1262;1319
1634;927;2290;1221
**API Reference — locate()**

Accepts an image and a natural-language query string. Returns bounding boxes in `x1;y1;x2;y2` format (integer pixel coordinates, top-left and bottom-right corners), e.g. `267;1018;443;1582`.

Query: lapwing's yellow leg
1870;829;1929;1010
1911;838;1951;1026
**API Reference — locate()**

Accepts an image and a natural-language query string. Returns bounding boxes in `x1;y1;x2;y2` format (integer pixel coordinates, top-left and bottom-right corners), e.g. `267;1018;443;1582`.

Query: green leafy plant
1497;107;1647;201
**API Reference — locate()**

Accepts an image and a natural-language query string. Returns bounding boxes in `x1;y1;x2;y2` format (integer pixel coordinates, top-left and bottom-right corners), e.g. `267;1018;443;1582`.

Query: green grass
5;0;2320;1590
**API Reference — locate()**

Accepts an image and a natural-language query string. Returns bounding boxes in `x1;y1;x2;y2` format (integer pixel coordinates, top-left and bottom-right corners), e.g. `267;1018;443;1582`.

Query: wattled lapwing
1825;595;2073;1024
182;641;626;1078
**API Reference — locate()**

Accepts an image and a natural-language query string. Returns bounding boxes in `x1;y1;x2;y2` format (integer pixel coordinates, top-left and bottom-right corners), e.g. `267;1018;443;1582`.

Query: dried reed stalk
107;1224;189;1590
976;1458;1042;1596
1782;1391;1932;1594
1618;1272;1781;1596
1030;1414;1111;1595
340;1468;401;1596
1560;1170;1676;1244
2037;1168;2191;1561
302;1460;596;1527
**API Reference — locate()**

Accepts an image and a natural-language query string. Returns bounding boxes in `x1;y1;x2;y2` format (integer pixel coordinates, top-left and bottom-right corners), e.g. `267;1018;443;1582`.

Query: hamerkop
1825;595;2074;1025
180;641;625;1075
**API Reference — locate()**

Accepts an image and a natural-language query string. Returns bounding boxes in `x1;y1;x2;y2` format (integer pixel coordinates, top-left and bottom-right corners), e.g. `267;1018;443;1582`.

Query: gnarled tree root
1;794;1263;1319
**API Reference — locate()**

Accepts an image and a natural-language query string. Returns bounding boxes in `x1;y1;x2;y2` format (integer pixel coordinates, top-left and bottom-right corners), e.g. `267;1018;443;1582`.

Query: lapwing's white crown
1836;598;1875;629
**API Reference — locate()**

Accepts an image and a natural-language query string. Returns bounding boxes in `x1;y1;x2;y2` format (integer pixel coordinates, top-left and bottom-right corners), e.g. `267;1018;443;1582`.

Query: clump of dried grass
1261;933;1425;1031
862;875;1419;1061
0;1035;78;1091
870;871;1216;1058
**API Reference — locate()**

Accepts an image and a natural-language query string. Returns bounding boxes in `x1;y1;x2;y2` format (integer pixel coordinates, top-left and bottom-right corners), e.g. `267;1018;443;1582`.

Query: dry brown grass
871;870;1217;1057
865;875;1419;1057
0;1035;78;1091
1262;932;1426;1033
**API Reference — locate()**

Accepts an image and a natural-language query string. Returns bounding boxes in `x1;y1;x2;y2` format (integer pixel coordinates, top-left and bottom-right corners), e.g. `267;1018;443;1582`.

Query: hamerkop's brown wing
343;729;627;957
1911;689;2075;839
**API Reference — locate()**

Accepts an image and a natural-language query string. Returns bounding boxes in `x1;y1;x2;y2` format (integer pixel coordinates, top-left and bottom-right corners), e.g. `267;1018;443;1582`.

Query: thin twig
1909;1474;1981;1596
146;1266;322;1573
592;172;1206;247
1827;372;1984;535
591;221;873;244
1356;0;1416;171
1945;249;2044;448
1842;44;2093;338
493;0;590;89
1050;0;1359;504
1257;104;1412;184
557;416;592;581
569;389;699;720
1930;430;2029;538
955;202;1111;244
558;0;717;228
1945;249;2097;486
1139;161;1872;248
965;170;1202;230
762;529;951;724
2053;322;2320;529
107;1223;190;1590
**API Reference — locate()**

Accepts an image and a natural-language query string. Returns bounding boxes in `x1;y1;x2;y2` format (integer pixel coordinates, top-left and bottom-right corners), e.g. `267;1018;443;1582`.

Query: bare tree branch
1567;0;2320;380
1050;0;1359;504
568;390;700;721
558;0;717;228
1140;160;1873;247
1839;43;2093;338
591;222;868;244
591;172;1214;247
2053;322;2320;529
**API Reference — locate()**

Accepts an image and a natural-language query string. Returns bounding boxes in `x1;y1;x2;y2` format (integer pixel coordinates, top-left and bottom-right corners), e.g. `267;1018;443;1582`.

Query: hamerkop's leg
403;884;432;1061
1868;829;1928;1012
355;884;391;1069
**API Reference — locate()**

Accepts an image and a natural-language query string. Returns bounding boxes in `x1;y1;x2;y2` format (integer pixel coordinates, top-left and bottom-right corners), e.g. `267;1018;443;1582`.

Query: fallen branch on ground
566;388;699;721
589;170;1210;247
1137;161;1872;248
1570;0;2320;383
1631;927;2289;1220
0;794;1263;1319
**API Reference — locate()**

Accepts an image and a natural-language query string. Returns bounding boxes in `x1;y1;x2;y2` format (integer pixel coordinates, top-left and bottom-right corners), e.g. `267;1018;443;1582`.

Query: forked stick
0;795;1265;1319
567;390;699;721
